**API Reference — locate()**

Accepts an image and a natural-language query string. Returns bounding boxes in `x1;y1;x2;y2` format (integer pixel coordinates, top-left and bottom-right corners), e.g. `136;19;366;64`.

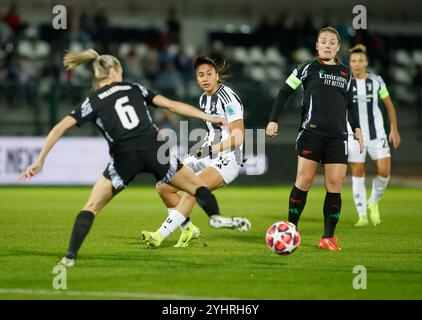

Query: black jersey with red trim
69;81;160;154
285;57;356;139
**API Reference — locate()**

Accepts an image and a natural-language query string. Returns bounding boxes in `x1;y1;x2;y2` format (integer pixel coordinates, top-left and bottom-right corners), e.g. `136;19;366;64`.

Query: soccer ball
266;221;301;255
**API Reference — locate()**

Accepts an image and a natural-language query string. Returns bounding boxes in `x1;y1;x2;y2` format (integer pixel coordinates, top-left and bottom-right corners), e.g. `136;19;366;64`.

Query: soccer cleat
58;256;75;268
209;215;251;231
355;216;369;227
318;237;342;251
141;230;163;248
174;224;201;248
368;201;381;226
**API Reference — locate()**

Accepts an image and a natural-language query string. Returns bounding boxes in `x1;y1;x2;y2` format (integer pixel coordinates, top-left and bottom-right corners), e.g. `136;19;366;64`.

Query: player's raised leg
368;157;391;225
59;175;115;267
350;162;368;227
288;156;318;228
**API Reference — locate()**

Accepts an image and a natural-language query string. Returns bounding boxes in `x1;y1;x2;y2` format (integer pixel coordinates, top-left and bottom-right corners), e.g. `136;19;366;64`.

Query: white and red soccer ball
266;221;301;255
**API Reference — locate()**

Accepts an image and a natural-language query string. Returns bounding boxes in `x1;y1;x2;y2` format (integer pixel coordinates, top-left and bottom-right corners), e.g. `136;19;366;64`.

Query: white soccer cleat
209;215;251;231
58;256;75;268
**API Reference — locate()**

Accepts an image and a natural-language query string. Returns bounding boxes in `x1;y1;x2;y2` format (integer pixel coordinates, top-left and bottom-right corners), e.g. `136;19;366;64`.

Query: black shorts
295;130;348;164
103;143;183;192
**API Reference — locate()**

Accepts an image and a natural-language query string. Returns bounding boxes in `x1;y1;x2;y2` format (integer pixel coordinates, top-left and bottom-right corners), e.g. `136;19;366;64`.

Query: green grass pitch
0;186;421;300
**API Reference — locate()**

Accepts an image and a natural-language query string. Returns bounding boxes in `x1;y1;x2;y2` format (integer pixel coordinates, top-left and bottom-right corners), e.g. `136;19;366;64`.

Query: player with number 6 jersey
19;49;227;267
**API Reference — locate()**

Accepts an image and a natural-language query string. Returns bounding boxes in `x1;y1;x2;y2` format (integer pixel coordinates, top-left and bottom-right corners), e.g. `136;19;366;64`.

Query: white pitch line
0;288;240;300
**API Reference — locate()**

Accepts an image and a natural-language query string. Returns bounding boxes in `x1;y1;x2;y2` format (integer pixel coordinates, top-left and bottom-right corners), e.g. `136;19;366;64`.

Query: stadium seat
249;46;265;64
232;47;249;65
266;66;284;81
17;40;33;59
412;50;422;65
35;41;50;58
391;66;414;84
293;48;313;63
136;43;148;59
69;41;84;54
265;47;286;66
248;65;267;82
118;43;131;59
394;49;412;67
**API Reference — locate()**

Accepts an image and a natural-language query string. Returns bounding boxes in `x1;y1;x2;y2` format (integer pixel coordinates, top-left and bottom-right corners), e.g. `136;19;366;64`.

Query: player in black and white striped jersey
347;44;401;227
154;56;251;248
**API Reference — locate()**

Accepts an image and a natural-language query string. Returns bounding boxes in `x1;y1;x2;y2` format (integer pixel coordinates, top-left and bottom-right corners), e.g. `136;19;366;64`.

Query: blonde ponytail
63;49;100;70
63;48;122;86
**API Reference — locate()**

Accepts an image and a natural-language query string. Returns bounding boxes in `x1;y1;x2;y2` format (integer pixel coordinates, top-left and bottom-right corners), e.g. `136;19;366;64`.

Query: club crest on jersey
211;101;217;112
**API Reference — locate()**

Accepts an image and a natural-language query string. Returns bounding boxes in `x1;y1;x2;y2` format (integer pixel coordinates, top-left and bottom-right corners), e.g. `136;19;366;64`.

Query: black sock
65;211;95;259
323;192;342;239
195;186;220;218
288;186;308;228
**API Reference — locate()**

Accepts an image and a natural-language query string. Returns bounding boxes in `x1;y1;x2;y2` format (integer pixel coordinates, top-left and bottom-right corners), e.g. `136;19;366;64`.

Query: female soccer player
348;44;401;227
143;55;250;248
266;26;364;251
19;49;227;267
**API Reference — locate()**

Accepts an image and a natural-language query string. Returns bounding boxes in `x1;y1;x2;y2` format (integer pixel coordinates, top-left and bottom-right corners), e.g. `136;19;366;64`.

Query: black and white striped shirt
347;73;390;141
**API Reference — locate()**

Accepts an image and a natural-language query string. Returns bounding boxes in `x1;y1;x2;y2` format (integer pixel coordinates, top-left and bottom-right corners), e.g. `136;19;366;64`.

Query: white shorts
347;135;391;163
183;152;241;185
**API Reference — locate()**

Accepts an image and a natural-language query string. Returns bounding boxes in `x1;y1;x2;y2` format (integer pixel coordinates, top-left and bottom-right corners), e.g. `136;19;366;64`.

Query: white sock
167;208;192;230
369;175;390;205
158;209;187;238
352;176;367;218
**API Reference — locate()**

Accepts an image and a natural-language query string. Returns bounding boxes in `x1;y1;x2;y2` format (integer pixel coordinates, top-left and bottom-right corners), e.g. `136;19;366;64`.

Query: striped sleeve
69;97;96;127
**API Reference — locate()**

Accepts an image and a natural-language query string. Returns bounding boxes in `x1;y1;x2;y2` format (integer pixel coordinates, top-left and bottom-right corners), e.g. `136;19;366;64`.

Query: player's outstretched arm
152;95;227;127
19;116;77;181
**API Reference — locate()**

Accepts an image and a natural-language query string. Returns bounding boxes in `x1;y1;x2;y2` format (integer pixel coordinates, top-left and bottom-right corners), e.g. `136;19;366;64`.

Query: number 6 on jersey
114;96;140;130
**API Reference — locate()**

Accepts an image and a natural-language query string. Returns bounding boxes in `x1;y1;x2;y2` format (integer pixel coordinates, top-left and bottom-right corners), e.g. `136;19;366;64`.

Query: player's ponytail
63;49;122;86
63;49;100;70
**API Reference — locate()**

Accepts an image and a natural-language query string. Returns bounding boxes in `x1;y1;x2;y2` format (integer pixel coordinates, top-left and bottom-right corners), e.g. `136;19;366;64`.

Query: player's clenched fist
266;122;279;138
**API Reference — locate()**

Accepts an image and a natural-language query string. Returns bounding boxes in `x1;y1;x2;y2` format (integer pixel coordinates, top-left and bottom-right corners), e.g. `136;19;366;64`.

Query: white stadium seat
249;46;265;64
232;47;249;65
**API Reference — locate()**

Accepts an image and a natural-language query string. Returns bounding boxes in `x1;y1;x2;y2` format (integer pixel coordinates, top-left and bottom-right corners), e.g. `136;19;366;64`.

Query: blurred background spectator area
0;0;421;163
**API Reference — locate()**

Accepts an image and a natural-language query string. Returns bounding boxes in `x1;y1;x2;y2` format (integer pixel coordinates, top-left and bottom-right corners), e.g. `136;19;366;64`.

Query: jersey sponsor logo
226;105;236;116
318;71;347;88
